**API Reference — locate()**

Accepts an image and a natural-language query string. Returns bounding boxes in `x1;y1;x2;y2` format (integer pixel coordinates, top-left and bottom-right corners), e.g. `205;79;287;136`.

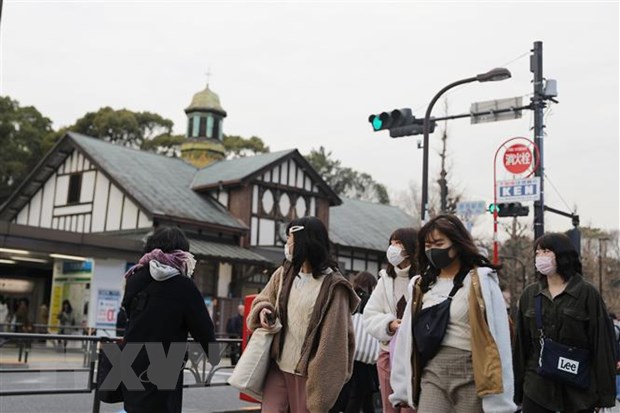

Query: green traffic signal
372;116;383;131
488;203;501;213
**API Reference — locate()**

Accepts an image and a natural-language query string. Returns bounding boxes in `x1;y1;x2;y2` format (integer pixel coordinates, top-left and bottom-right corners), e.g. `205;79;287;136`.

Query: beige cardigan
247;264;360;413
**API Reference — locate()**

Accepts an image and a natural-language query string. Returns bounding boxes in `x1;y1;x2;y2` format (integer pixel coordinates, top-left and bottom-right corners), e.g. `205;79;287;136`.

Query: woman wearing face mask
389;215;516;413
246;216;359;413
363;227;417;413
513;233;616;413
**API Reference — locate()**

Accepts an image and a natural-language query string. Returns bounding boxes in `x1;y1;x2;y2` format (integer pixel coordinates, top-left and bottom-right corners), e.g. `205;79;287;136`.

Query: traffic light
487;203;501;214
368;108;436;138
493;202;529;217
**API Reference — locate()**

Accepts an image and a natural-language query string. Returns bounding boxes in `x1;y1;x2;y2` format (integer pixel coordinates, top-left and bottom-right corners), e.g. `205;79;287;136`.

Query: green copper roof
67;132;245;230
185;85;226;115
330;198;414;251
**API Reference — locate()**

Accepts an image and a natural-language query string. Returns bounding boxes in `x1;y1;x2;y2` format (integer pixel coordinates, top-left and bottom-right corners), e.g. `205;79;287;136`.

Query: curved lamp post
420;68;512;223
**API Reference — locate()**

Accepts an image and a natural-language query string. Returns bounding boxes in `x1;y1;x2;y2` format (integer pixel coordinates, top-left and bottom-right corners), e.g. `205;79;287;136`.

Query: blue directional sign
496;177;541;202
456;201;487;217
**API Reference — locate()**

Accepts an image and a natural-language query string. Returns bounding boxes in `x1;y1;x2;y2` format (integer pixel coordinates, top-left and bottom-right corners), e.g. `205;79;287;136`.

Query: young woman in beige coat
246;216;359;413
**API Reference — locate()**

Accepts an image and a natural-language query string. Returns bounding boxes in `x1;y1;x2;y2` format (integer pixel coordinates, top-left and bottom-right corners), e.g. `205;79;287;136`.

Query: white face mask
284;244;293;262
386;245;406;267
535;255;556;275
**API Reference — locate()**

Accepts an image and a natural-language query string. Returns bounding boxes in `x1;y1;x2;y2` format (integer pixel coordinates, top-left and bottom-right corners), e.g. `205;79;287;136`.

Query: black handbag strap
447;283;462;300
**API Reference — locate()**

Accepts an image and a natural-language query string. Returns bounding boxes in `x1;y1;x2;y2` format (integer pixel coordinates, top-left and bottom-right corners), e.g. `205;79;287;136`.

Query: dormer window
67;173;82;204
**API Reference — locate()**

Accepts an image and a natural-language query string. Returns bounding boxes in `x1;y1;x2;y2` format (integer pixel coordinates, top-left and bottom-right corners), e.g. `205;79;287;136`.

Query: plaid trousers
416;346;482;413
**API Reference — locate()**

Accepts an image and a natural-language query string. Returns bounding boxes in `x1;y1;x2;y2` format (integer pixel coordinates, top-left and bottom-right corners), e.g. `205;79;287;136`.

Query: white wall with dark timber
337;248;381;275
12;148;153;233
209;189;229;208
217;263;232;298
249;158;324;247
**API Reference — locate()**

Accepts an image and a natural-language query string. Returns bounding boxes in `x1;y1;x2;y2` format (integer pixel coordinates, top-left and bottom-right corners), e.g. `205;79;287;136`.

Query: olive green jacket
513;274;617;412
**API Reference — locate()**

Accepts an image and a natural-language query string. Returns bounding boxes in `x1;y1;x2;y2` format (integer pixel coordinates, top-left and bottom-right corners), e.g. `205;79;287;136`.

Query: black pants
522;395;594;413
330;361;378;413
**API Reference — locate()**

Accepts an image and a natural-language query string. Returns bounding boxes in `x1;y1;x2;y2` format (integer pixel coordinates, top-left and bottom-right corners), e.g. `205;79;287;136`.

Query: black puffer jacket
121;266;216;413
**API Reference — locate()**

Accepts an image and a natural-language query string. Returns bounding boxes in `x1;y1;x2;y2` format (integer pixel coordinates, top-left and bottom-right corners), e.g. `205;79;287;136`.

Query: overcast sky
1;1;618;239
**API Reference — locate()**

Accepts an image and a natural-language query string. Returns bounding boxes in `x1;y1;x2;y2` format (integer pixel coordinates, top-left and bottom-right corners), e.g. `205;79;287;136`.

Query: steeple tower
181;83;227;168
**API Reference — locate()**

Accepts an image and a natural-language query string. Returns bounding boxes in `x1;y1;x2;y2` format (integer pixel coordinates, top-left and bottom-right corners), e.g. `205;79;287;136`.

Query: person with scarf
120;226;216;413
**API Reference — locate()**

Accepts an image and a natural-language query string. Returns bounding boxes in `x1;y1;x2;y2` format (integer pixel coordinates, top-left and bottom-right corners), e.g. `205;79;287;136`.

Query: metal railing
0;331;241;413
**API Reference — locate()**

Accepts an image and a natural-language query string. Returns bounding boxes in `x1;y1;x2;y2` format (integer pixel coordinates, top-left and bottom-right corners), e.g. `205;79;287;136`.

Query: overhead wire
543;172;574;213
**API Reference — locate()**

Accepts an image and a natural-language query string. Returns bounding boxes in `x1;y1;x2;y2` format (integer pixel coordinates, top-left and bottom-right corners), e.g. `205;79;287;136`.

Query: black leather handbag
413;281;463;366
535;295;591;389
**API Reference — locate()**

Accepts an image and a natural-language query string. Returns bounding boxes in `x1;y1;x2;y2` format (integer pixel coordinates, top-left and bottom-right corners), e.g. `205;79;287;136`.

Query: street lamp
420;68;512;223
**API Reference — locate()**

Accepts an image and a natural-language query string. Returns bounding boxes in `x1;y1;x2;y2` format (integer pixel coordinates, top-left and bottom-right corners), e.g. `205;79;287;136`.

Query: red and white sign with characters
503;144;533;174
96;289;121;328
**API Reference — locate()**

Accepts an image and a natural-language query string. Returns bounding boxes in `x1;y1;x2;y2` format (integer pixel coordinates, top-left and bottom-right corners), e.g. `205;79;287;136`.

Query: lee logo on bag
558;357;579;374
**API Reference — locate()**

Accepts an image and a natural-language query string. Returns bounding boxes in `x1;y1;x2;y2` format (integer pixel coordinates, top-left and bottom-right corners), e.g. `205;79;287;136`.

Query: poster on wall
96;289;121;329
50;259;94;332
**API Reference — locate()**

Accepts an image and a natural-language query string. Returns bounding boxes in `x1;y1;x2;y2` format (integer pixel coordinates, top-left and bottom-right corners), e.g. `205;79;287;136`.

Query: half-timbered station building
0;85;412;333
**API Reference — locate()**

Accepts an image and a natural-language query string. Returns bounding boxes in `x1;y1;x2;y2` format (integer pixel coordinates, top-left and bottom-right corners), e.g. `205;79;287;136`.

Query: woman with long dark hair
246;216;359;413
513;233;616;412
390;214;516;412
363;227;417;413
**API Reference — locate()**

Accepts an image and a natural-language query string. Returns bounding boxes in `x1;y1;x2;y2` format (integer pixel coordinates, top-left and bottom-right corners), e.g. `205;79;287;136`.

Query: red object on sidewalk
239;294;260;403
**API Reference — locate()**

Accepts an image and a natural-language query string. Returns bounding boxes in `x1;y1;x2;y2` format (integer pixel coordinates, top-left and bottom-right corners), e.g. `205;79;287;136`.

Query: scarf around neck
125;249;196;279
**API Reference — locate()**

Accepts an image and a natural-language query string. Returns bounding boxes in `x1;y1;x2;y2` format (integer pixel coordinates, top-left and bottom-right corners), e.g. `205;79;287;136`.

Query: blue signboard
496;177;541;202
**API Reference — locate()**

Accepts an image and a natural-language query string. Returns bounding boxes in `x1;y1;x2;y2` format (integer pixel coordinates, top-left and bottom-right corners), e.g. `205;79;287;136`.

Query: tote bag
228;270;284;400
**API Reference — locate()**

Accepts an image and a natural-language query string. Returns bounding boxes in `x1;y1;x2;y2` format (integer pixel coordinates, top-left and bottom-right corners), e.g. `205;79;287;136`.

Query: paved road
0;386;258;413
1;343;257;412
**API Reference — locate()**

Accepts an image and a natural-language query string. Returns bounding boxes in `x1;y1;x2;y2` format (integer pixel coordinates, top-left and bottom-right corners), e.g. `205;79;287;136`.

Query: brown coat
247;263;360;413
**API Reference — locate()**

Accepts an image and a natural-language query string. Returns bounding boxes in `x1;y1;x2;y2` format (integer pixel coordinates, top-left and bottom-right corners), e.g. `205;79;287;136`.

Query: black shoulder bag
535;294;591;389
413;280;463;367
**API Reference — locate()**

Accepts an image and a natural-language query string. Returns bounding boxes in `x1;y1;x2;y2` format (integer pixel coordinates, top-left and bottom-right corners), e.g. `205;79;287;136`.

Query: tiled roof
329;198;414;252
191;149;296;189
68;133;246;231
190;238;271;264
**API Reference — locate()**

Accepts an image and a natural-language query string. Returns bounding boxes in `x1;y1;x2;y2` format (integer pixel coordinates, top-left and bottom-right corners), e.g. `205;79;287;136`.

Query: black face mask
425;247;456;269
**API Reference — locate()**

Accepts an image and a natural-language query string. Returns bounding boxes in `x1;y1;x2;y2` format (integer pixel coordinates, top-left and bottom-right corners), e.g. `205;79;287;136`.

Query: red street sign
503;144;532;174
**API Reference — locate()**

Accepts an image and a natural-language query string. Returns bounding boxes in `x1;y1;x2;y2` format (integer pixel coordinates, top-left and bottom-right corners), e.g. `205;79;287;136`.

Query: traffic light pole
532;41;546;240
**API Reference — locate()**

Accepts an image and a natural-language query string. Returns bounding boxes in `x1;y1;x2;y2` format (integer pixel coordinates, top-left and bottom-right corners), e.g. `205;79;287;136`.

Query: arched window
206;116;215;139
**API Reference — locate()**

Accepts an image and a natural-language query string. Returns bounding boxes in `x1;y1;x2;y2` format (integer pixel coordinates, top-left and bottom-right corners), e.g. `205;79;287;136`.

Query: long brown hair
417;215;500;292
386;227;418;279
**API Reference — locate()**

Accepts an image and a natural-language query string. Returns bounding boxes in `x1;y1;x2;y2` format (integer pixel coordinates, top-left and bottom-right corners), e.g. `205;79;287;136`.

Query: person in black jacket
121;227;216;413
513;232;616;413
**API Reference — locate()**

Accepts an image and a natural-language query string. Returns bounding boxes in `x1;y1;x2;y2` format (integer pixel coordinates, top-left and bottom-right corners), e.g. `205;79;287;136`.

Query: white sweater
389;267;517;413
363;268;410;351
